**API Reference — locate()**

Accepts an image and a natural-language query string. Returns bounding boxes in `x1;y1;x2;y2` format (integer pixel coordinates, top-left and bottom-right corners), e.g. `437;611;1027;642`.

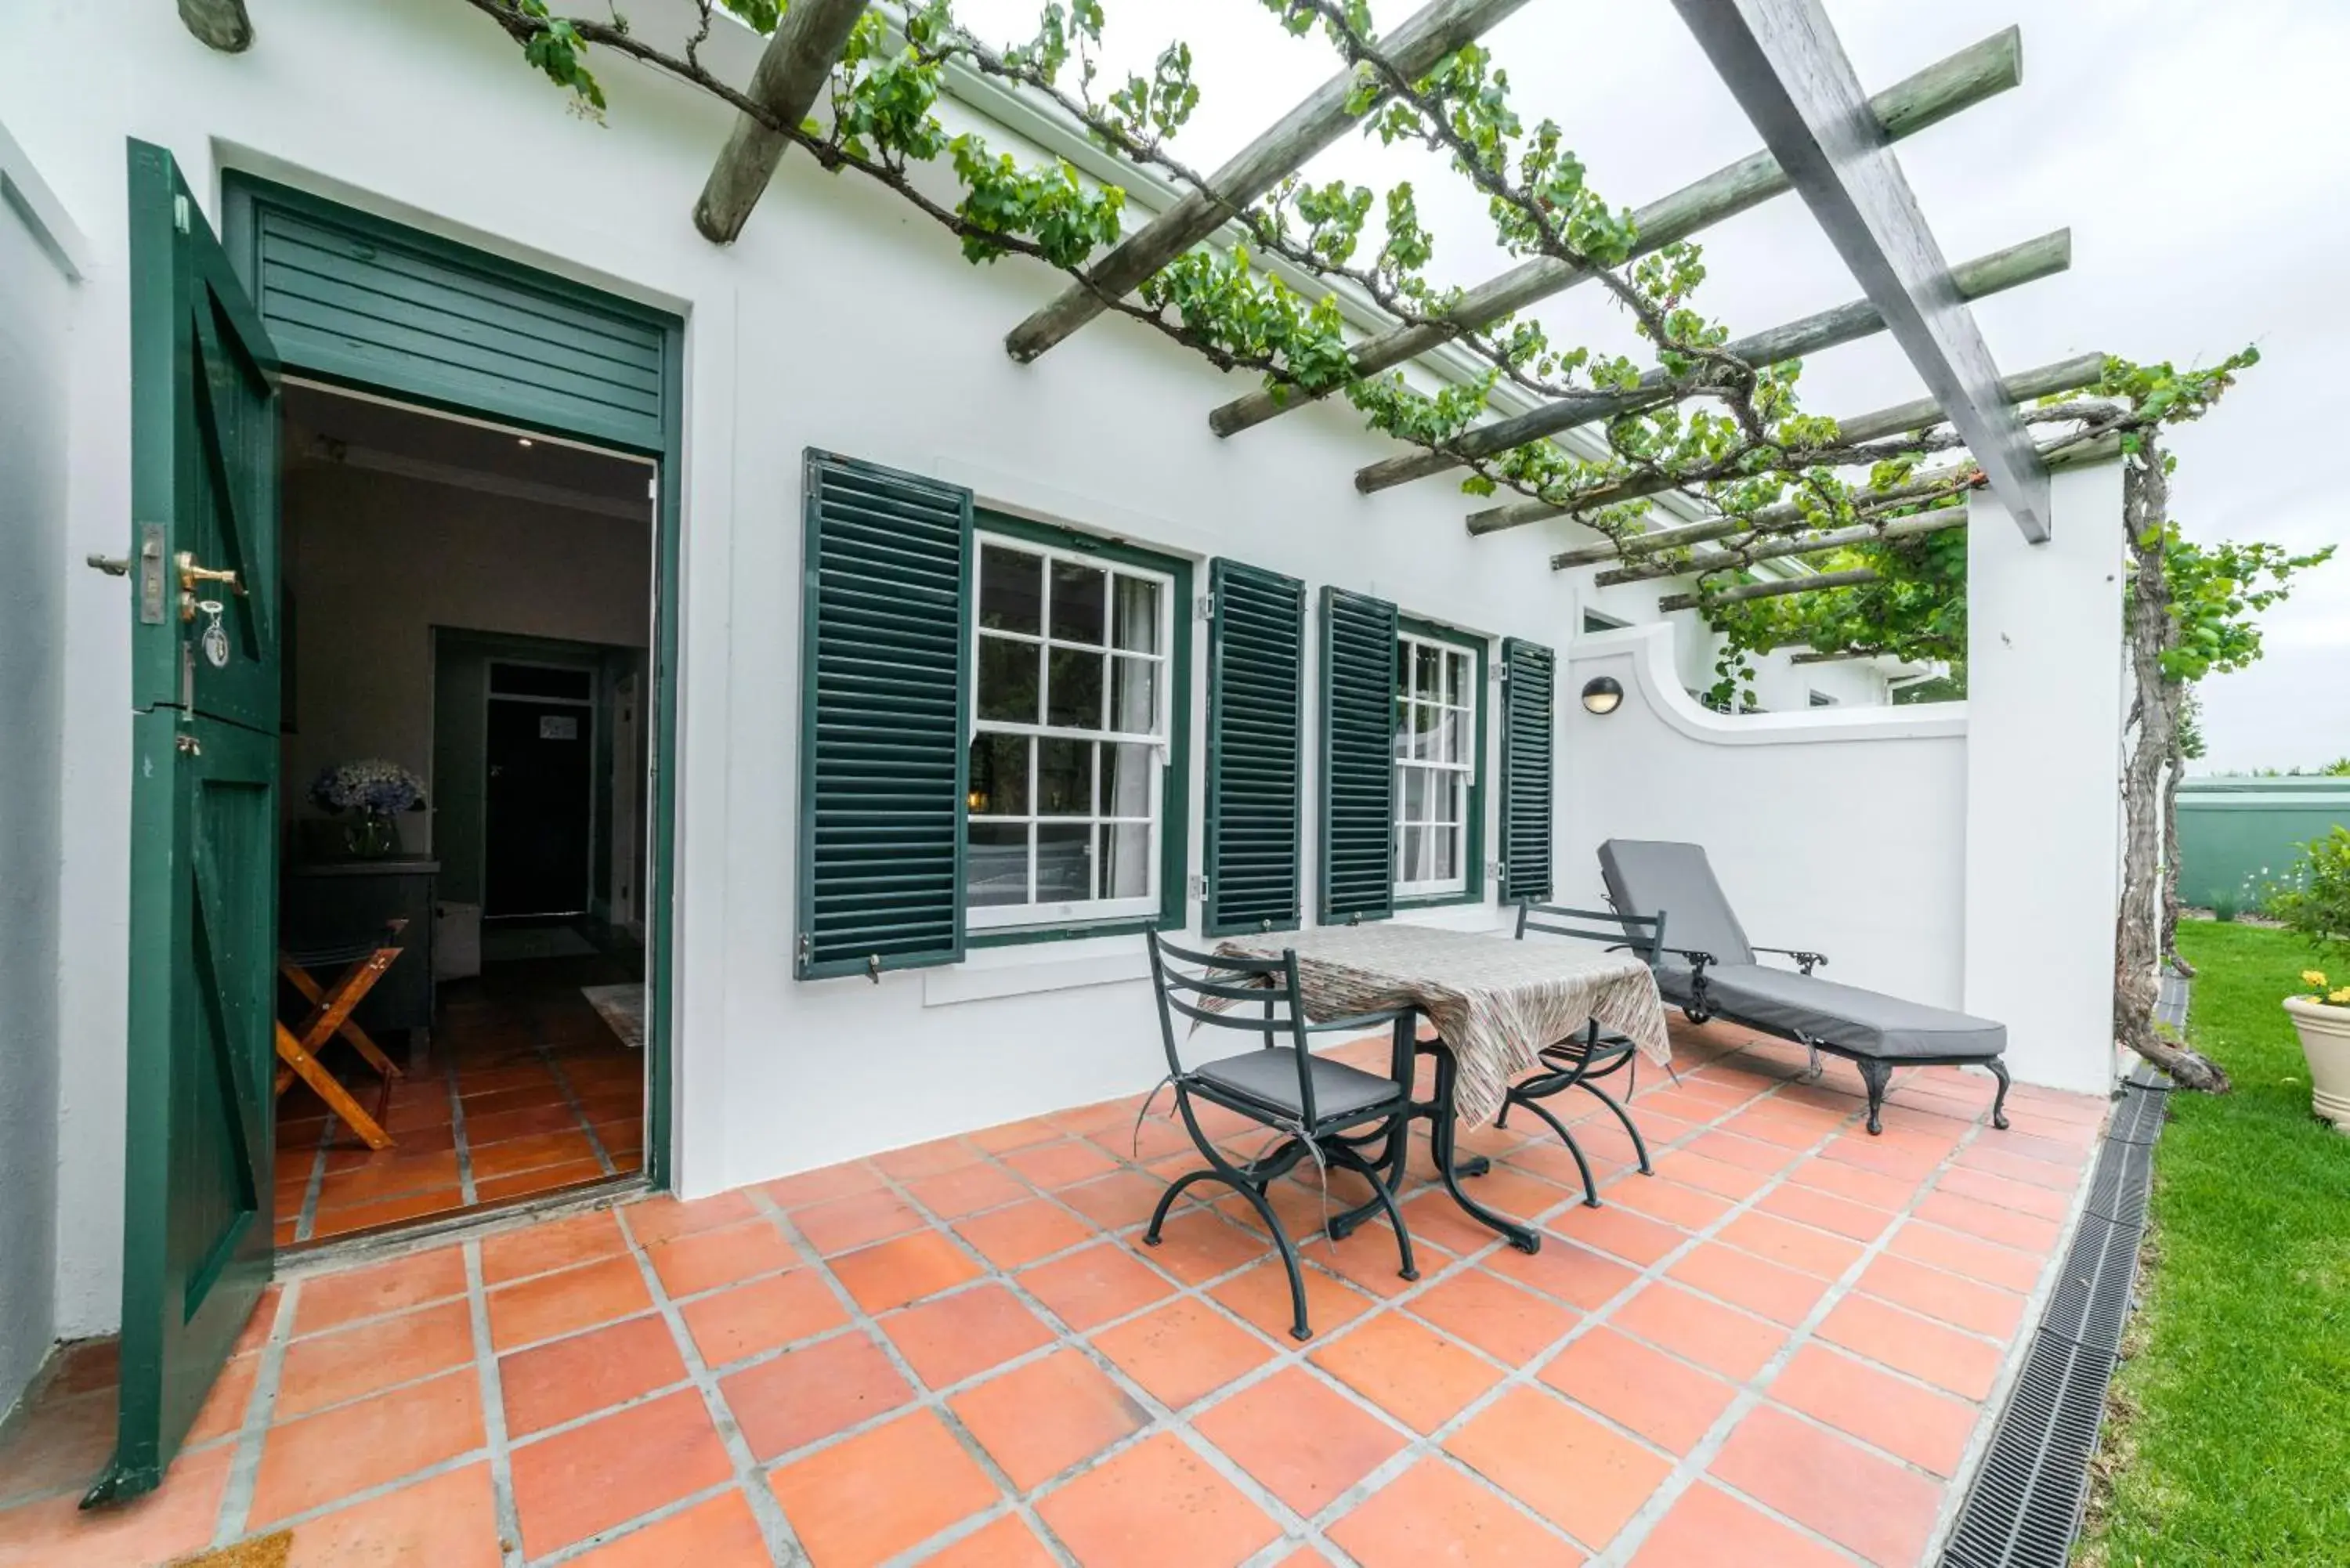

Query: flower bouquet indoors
309;759;427;860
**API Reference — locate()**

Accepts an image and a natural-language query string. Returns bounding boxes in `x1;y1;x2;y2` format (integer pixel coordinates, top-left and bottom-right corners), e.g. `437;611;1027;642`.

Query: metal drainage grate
1939;1062;2173;1568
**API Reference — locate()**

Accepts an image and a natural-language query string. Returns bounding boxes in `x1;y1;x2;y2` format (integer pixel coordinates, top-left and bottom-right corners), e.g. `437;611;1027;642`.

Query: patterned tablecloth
1216;923;1671;1128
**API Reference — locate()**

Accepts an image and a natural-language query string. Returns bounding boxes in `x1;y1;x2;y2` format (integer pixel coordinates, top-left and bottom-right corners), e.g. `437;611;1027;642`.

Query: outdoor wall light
1581;676;1624;716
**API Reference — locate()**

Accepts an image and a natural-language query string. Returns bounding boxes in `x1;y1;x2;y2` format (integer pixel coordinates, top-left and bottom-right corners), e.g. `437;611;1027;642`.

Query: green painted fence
2176;777;2350;909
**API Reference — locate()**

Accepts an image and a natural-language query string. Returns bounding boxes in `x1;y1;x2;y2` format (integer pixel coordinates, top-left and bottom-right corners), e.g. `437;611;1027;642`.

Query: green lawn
2082;920;2350;1564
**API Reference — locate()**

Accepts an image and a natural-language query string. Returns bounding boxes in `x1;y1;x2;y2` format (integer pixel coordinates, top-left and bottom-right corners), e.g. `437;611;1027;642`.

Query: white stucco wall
1559;627;1970;1010
0;120;82;1409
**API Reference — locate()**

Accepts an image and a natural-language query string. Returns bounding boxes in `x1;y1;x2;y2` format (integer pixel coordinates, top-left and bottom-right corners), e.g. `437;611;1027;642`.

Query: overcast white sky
958;0;2347;771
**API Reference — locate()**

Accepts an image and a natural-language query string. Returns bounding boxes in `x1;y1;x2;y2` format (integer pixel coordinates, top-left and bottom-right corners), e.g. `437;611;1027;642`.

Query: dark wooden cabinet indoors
281;858;439;1050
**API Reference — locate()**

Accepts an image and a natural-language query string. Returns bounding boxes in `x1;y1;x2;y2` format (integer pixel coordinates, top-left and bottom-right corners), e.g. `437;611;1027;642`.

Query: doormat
582;983;645;1050
482;925;598;963
172;1531;291;1568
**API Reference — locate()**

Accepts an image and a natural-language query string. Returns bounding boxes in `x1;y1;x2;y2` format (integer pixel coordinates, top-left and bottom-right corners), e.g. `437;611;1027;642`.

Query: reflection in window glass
977;637;1039;724
1113;577;1161;654
1050;560;1108;645
978;545;1043;634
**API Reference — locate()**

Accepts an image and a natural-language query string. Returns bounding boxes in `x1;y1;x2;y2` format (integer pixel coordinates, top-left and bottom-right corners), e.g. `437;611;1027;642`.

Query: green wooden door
90;142;284;1507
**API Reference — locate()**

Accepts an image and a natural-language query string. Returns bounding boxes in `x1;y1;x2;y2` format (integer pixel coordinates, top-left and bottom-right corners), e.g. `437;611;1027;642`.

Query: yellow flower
2305;970;2330;988
2331;987;2350;1005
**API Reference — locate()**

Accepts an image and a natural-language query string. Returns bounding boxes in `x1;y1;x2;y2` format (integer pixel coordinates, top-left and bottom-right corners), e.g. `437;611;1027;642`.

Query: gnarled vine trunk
2117;435;2227;1090
2161;728;2193;975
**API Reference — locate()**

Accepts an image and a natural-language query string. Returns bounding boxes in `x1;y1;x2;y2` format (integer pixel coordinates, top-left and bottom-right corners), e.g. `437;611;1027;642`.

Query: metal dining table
1217;923;1671;1253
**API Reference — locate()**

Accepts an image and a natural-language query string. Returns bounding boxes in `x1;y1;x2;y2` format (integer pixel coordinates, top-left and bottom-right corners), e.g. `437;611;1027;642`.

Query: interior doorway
272;383;657;1246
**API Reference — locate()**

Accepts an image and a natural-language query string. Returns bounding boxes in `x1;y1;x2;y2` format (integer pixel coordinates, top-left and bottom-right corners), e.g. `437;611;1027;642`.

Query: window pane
1050;560;1108;645
1112;576;1161;654
1437;708;1468;765
1401;765;1428;824
967;733;1030;817
1430;769;1461;826
1101;823;1151;899
979;545;1043;634
967;822;1029;907
1036;823;1093;901
1103;742;1155;818
1047;647;1105;729
1412;702;1440;761
1393;695;1411;761
1413;643;1441;701
1445;649;1471;707
1400;826;1427;883
977;636;1039;724
1432;825;1457;881
1036;739;1094;815
1108;656;1158;735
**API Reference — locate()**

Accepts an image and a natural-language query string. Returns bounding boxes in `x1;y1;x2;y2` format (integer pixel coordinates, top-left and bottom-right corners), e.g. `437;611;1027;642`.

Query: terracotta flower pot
2284;995;2350;1134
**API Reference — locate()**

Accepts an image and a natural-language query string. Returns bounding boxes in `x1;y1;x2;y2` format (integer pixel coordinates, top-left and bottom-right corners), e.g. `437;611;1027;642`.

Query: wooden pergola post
178;0;251;52
693;0;870;244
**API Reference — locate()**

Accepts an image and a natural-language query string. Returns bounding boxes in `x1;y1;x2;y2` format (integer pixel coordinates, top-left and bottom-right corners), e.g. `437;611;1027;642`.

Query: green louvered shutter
795;453;973;979
1204;560;1305;936
1499;638;1556;903
1319;588;1397;924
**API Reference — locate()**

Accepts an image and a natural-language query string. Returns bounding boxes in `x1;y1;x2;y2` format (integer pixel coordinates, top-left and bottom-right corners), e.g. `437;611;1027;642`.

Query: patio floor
0;1018;2106;1568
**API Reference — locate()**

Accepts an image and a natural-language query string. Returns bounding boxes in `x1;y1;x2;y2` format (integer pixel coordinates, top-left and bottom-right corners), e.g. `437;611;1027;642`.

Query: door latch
175;732;201;757
85;553;130;576
176;551;244;623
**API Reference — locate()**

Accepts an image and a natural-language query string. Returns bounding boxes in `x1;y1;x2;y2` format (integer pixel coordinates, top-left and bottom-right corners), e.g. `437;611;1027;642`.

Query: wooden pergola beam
1658;565;1879;612
1003;0;1534;364
1600;503;1967;587
693;0;870;245
178;0;251;52
1208;27;2020;439
1671;0;2054;540
1528;349;2104;555
1354;228;2068;495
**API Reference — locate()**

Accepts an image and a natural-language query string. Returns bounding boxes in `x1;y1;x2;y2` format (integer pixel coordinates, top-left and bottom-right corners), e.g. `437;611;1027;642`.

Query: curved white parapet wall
1559;624;1971;1017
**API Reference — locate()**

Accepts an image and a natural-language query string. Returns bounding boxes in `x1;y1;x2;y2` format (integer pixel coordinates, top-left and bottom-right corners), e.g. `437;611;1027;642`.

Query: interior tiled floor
275;952;647;1245
1;1018;2106;1568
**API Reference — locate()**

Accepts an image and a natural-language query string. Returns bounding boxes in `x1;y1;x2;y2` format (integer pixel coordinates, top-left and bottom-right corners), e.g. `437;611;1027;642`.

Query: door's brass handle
175;551;244;595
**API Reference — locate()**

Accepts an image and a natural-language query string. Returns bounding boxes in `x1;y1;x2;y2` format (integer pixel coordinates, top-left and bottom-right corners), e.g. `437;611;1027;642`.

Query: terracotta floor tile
1128;1208;1272;1284
1626;1481;1849;1568
1715;1211;1865;1281
1769;1344;1979;1477
1194;1365;1408;1516
1002;1138;1123;1190
721;1327;914;1460
1484;1237;1642;1311
1666;1244;1831;1328
281;1460;504;1568
1650;1150;1770;1201
565;1488;772;1568
625;1190;760;1246
462;1104;587;1146
954;1199;1097;1270
186;1350;261;1447
1818;1132;1943;1183
1546;1204;1687;1268
1817;1294;2002;1400
1090;1298;1277;1410
880;1283;1058;1390
500;1313;689;1437
871;1136;986;1180
1209;1259;1376;1343
1311;1222;1439;1300
1540;1326;1736;1455
950;1348;1150;1490
248;1368;484;1526
1604;1177;1734;1233
769;1409;1000;1566
481;1209;628;1285
468;1129;597;1180
1886;1219;2046;1293
969;1117;1068;1155
311;1149;462;1209
291;1247;468;1337
0;1387;118;1507
1937;1165;2075;1219
487;1255;654;1351
1311;1310;1505;1434
1036;1430;1280;1568
1393;1189;1519;1255
49;1336;123;1396
1708;1405;1944;1566
1018;1243;1178;1331
645;1218;797;1299
829;1230;984;1314
1781;1154;1917;1212
1327;1456;1577;1568
1406;1270;1578;1366
790;1190;927;1256
763;1160;886;1209
925;1513;1059;1568
509;1389;735;1558
1757;1183;1898;1243
0;1441;230;1568
1058;1170;1172;1232
681;1269;850;1367
906;1161;1030;1218
1448;1385;1672;1550
1612;1284;1785;1382
477;1158;612;1204
308;1187;465;1238
273;1299;475;1418
1857;1252;2027;1339
1090;1112;1195;1163
1954;1142;2086;1191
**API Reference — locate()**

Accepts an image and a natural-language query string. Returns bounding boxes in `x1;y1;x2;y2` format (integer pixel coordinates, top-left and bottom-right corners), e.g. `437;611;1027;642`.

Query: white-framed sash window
1394;630;1477;898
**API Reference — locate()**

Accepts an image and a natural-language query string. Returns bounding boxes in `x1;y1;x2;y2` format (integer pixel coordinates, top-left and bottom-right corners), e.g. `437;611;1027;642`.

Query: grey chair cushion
1192;1049;1405;1124
1700;964;2006;1061
1599;840;1755;967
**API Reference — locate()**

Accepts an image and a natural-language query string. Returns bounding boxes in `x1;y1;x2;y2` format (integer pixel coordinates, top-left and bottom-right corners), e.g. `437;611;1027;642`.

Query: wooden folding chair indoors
275;920;410;1151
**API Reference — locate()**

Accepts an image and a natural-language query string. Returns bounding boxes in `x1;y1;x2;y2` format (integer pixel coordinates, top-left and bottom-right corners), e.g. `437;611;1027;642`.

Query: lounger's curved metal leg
1329;1144;1419;1282
1514;1093;1600;1207
1802;1044;1826;1083
1987;1058;2012;1130
1856;1058;1893;1136
1578;1078;1653;1176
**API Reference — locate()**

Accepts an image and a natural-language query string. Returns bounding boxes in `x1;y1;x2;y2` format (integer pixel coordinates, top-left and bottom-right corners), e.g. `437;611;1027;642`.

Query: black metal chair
1142;931;1421;1341
1494;900;1670;1207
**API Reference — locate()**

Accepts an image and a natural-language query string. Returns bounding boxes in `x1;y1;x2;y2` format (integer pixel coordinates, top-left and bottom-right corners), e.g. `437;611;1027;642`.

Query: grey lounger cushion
1698;964;2005;1061
1193;1048;1404;1122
